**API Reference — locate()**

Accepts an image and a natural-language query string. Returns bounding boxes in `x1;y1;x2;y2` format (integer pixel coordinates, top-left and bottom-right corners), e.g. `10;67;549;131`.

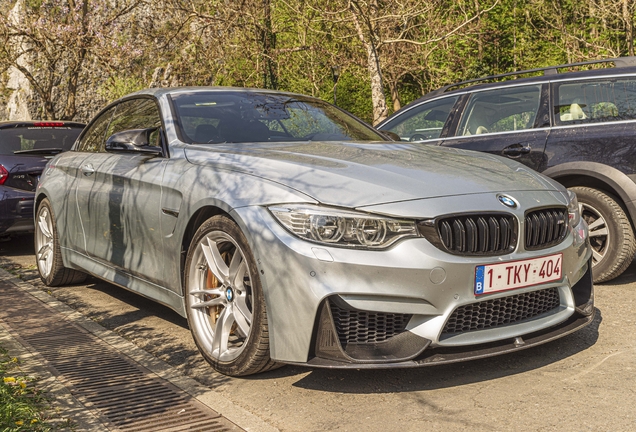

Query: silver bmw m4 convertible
34;88;595;376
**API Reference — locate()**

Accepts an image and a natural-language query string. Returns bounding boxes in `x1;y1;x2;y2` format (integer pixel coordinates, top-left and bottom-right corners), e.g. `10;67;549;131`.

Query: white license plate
474;253;563;295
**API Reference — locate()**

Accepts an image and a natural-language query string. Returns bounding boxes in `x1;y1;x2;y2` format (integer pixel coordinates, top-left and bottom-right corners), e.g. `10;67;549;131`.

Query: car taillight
33;122;65;127
0;165;8;185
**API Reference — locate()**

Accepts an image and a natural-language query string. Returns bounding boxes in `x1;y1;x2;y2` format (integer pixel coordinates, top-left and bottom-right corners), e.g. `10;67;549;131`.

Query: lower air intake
442;287;561;335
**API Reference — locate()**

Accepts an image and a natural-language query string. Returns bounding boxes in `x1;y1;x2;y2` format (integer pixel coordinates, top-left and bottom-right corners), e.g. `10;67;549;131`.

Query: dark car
378;57;636;283
0;121;84;236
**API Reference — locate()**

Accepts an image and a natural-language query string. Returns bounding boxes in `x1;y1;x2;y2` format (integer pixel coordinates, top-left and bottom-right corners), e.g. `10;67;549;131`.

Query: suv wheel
570;186;636;283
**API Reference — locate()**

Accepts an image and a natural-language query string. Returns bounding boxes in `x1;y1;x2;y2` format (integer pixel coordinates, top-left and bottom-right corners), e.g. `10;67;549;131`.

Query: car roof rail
428;56;636;96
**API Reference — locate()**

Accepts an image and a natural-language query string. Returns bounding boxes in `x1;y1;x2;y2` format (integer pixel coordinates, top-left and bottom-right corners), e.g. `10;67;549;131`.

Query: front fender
162;162;318;297
543;161;636;224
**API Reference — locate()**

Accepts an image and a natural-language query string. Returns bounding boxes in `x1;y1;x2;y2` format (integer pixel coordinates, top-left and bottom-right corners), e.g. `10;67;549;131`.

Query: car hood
184;141;560;208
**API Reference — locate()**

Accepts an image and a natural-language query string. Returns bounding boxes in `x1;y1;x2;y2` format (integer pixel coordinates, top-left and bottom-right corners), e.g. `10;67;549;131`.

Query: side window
106;98;163;147
382;96;458;142
554;79;636;125
76;106;116;152
458;85;542;136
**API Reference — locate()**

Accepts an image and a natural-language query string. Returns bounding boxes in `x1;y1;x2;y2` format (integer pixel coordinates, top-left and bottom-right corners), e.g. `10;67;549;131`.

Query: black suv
378;57;636;283
0;121;84;237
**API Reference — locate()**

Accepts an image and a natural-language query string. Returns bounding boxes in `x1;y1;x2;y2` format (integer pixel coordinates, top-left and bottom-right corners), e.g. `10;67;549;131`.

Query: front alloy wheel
185;216;279;376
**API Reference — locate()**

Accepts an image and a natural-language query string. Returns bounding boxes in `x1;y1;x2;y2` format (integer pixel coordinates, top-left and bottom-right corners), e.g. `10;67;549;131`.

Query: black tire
570;186;636;283
184;215;280;376
34;198;87;286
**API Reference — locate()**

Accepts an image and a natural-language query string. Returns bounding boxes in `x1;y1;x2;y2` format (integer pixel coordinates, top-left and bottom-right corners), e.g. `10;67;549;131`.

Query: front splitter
283;310;596;369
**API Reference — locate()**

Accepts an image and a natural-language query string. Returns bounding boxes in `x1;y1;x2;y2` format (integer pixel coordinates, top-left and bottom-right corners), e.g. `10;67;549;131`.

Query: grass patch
0;346;72;431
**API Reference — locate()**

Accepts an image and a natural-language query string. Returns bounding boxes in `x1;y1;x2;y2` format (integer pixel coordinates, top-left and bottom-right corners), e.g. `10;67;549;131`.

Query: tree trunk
43;99;55;120
62;0;88;120
350;1;388;125
474;0;483;61
261;0;277;89
624;0;634;56
62;50;85;120
366;45;389;124
389;79;401;112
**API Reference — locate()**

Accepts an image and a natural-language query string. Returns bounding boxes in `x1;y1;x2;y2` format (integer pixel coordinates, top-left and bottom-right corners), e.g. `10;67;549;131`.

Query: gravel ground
1;234;635;432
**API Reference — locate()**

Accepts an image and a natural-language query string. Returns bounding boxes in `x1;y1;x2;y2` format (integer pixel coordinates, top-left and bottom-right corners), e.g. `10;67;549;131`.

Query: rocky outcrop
4;67;32;121
0;0;108;122
2;0;32;121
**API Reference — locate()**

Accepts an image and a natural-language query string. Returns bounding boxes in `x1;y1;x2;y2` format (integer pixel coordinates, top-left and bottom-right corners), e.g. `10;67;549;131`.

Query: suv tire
570;186;636;283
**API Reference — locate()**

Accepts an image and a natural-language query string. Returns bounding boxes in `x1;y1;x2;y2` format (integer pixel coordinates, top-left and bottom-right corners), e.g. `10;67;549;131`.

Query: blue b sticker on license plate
475;253;563;295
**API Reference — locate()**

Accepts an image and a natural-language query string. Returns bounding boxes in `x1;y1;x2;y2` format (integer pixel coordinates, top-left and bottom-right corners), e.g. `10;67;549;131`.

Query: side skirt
62;248;187;317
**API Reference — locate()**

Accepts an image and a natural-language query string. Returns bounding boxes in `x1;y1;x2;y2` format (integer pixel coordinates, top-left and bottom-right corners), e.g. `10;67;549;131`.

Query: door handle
502;144;532;156
81;164;95;176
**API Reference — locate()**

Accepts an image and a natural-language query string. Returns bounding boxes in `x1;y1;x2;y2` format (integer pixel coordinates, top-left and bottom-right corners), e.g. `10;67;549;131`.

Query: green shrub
0;346;69;431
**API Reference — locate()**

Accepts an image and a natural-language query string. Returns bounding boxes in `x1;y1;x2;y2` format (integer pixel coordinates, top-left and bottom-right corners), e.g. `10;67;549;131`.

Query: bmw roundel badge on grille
498;195;518;208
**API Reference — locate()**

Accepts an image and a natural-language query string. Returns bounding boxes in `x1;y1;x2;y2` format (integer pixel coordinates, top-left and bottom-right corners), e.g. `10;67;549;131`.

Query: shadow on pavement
254;309;602;393
0;234;35;257
82;279;190;329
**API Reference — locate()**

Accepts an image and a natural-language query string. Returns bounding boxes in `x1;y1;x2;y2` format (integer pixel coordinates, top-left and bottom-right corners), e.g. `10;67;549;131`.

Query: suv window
106;98;163;147
382;96;458;142
457;85;542;136
554;78;636;125
77;107;116;152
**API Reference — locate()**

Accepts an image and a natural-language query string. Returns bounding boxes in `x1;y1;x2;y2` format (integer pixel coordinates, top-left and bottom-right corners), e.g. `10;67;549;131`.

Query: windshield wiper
13;148;64;155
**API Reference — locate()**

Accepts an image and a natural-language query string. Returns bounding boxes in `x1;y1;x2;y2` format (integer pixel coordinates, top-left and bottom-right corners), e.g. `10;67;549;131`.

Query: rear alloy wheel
35;198;87;286
570;187;636;283
184;215;279;376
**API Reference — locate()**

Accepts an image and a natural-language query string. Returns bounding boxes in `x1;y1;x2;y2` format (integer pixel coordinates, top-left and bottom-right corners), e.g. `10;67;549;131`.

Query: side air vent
329;302;412;346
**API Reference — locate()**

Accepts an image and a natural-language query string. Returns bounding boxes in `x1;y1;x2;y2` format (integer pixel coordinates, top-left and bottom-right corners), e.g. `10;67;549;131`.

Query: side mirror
378;129;402;142
105;128;164;156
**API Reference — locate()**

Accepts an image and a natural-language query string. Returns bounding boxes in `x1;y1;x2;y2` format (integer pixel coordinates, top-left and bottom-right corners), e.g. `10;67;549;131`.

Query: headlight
269;204;419;249
567;189;581;228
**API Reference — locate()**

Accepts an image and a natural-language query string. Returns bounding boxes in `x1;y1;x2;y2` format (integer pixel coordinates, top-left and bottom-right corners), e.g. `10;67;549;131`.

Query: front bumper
234;201;593;366
301;261;594;368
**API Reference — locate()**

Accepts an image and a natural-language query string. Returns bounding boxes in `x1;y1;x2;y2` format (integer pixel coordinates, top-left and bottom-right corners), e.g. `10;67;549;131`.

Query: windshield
0;127;83;155
170;91;384;144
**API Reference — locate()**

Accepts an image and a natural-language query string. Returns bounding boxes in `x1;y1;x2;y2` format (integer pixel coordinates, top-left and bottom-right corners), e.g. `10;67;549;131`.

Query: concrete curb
0;268;279;432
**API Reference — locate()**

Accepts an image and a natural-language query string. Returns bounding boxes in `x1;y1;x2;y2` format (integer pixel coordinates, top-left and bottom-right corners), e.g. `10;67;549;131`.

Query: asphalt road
1;235;634;432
